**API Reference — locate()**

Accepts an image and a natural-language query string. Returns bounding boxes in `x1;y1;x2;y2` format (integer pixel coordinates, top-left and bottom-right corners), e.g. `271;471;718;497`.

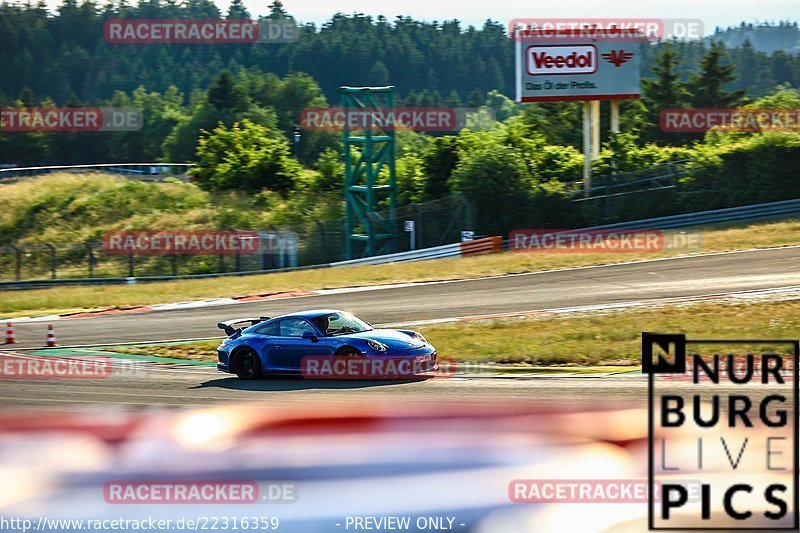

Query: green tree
519;103;582;148
449;142;533;234
163;71;279;161
207;71;249;112
107;86;186;162
194;119;301;194
641;44;689;144
417;90;435;107
420;136;460;200
687;41;747;108
267;0;291;20
19;88;36;107
403;91;419;107
730;39;774;97
226;0;250;19
485;89;519;122
445;90;462;107
313;148;344;190
467;89;485;107
368;61;391;85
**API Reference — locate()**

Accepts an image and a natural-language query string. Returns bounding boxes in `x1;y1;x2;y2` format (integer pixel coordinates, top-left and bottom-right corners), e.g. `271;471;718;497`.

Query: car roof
276;309;346;320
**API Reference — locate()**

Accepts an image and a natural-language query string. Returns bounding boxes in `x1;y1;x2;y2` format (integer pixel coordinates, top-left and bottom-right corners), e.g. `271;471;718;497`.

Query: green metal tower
340;86;397;259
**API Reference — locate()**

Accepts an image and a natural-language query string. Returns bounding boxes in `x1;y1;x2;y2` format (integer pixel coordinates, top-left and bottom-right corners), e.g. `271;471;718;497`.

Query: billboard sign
515;31;643;102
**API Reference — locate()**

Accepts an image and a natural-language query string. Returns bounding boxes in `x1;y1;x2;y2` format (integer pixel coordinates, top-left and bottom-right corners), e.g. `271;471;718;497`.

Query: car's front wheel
233;348;262;380
336;347;360;357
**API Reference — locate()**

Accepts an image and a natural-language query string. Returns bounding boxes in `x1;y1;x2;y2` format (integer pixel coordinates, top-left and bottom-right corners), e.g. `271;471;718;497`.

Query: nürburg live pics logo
643;332;799;529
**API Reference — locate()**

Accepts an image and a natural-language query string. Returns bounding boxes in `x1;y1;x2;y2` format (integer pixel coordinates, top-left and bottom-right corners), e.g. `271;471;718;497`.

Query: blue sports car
216;309;438;379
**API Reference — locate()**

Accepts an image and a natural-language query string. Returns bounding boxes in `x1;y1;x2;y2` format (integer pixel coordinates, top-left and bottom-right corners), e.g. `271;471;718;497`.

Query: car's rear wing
217;317;271;337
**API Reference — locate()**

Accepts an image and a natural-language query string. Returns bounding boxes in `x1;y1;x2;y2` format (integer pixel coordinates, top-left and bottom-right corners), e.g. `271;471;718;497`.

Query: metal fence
567;161;690;200
0;194;473;282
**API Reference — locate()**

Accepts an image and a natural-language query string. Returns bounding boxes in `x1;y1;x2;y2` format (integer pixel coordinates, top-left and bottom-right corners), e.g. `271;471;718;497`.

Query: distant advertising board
515;32;643;102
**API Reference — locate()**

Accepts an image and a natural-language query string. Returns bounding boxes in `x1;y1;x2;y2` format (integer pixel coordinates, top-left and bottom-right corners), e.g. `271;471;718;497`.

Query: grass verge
104;298;800;367
2;218;800;318
108;340;222;362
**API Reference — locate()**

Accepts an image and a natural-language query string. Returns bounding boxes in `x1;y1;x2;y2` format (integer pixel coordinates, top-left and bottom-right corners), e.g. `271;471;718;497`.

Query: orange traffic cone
4;322;17;344
46;324;57;347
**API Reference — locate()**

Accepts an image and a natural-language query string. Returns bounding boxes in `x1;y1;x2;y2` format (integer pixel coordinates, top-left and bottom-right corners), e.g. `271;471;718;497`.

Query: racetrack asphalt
0;359;789;409
5;246;800;348
0;358;650;408
3;247;800;407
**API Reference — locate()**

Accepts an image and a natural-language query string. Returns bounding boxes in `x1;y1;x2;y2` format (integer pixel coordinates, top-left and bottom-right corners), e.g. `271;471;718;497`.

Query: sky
32;0;798;34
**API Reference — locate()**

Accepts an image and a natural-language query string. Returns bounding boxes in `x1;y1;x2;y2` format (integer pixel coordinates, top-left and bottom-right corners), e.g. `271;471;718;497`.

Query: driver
314;314;335;335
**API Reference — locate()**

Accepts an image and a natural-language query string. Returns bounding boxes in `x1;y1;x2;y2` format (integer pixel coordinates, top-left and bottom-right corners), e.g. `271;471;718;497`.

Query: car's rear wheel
234;348;262;380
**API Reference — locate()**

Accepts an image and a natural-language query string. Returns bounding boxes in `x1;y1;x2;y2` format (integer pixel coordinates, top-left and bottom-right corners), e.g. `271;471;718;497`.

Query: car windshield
313;312;372;336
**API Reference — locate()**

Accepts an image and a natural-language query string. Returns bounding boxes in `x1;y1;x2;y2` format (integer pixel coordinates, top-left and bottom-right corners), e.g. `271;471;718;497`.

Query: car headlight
366;339;387;352
411;331;428;344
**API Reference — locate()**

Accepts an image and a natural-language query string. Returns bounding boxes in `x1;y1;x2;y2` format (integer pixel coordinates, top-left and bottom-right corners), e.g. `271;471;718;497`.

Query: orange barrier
460;236;503;257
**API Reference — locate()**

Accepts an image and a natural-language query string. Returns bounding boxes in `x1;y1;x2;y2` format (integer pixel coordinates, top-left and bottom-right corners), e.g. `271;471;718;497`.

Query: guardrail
500;198;800;251
330;237;501;268
0;163;194;182
331;243;462;267
577;198;800;231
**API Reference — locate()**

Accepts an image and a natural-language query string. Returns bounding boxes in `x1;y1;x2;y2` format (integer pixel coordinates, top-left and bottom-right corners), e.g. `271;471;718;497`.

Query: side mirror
302;331;319;343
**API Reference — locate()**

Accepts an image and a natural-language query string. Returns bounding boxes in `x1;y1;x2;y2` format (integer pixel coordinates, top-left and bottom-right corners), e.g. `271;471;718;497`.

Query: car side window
254;321;279;336
279;318;315;337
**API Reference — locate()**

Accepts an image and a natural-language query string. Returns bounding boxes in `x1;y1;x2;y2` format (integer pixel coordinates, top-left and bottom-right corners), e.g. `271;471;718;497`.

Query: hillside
0;172;346;279
712;22;800;54
0;174;263;246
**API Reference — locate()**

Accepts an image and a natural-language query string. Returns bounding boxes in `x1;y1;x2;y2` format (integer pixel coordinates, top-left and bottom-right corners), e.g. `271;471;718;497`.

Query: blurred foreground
0;397;792;532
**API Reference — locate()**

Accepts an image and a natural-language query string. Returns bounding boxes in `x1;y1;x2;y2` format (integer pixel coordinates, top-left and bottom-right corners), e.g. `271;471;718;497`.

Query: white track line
379;284;800;328
4;244;800;324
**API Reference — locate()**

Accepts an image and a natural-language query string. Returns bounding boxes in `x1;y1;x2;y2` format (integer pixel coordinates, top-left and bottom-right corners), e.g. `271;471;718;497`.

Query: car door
268;318;328;371
250;320;279;369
